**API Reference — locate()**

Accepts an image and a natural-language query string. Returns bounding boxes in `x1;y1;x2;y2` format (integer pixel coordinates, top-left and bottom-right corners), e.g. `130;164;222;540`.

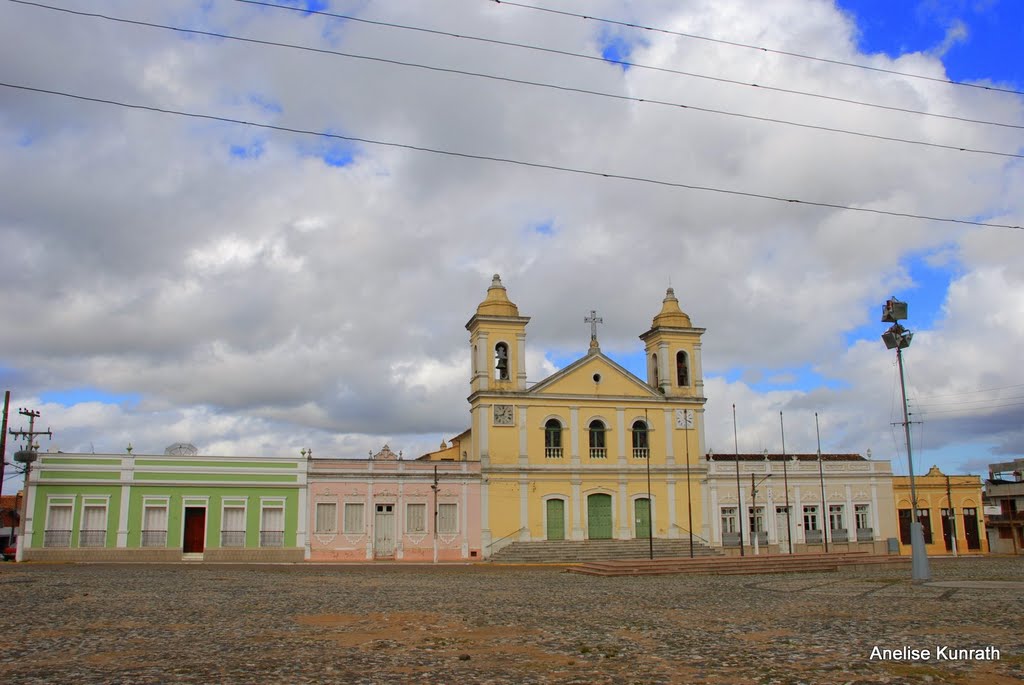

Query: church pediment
527;352;661;398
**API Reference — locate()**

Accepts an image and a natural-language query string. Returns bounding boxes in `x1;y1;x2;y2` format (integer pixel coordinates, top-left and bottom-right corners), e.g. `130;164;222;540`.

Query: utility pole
882;296;930;581
0;391;10;495
946;474;958;557
431;464;439;564
9;408;52;562
815;412;829;553
733;404;744;557
779;412;793;554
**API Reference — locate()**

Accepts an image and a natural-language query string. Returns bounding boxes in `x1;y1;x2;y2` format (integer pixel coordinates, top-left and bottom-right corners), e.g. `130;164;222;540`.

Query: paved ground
1;557;1021;684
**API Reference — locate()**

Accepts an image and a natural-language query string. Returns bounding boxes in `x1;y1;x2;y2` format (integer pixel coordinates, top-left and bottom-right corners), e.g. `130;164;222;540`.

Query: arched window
631;420;649;459
588;419;606;459
651;353;659;387
494;342;509;381
472;345;478;376
544;419;563;458
676;350;689;387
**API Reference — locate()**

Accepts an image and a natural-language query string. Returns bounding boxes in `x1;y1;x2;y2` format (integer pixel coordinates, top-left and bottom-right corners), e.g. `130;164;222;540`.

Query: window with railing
544;418;563;458
855;504;872;541
45;504;73;548
222;506;246;548
588;419;606;458
79;530;106;547
44;529;72;548
80;505;107;547
260;506;285;548
631;420;649;459
142;505;168;547
141;530;168;547
803;505;822;543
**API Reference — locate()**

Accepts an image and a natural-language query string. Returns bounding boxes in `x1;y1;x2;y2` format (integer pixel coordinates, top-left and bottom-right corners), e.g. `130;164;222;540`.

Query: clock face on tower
675;408;694;429
493;404;515;426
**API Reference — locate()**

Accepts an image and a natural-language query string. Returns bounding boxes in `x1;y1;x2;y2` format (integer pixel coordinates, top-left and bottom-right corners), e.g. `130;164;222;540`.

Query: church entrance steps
566;552;910;576
488;538;722;564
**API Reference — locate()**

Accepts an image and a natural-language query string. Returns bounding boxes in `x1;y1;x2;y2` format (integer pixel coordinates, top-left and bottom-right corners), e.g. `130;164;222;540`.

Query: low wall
204;548;304;563
23;548;182;563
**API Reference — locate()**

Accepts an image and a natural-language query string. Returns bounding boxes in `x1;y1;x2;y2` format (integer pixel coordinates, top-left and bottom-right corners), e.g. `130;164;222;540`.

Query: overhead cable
12;1;1023;160
231;0;1024;131
491;0;1024;98
2;81;1021;231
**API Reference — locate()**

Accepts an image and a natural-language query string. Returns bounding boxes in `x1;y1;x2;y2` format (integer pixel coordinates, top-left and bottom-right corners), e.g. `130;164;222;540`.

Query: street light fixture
881;297;930;582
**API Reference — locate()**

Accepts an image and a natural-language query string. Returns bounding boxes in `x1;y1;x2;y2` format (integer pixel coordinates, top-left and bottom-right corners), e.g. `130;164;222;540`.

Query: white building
705;453;897;554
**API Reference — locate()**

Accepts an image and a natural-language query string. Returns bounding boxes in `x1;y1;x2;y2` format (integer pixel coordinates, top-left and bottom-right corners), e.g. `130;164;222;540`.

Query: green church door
587;493;613;540
634;498;651;539
546;499;565;540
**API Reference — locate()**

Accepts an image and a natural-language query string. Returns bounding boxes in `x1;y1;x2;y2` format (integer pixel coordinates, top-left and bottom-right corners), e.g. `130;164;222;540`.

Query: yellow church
455;275;707;557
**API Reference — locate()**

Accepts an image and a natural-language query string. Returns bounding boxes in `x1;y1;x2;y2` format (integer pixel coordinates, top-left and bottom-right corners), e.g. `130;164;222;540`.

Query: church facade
460;276;708;556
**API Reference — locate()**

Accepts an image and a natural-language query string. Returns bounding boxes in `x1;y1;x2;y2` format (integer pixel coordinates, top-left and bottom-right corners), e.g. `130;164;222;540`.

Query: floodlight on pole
881;297;930;582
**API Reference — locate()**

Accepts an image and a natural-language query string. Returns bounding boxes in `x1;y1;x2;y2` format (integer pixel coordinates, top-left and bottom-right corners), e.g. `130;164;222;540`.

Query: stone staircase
488;538;722;564
567;551;911;577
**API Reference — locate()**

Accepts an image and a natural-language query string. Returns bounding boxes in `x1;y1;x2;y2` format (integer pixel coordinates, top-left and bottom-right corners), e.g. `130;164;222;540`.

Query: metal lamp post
882;297;931;582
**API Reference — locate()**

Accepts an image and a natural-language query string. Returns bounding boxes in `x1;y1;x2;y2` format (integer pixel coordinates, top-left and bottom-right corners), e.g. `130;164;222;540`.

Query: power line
914;381;1024;399
234;0;1024;131
915;401;1024;417
14;1;1023;161
491;0;1024;98
3;80;1021;231
914;393;1024;407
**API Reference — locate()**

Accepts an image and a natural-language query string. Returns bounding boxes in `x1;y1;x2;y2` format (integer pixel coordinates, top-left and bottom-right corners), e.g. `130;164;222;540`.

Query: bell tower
639;287;705;398
466;274;530;394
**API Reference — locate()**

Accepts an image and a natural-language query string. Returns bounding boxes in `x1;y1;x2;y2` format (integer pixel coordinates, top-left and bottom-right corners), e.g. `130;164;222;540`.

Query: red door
183;507;206;553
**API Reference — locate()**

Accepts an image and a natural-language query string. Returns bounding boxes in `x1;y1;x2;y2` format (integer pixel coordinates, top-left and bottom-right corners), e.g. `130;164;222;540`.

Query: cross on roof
585;309;603;343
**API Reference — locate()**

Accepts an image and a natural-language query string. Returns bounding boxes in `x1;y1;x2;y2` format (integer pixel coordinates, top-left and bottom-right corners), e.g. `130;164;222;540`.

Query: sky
1;0;1022;493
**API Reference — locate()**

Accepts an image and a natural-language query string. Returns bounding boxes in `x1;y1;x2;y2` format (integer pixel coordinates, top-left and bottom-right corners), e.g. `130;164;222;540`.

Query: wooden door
374;504;395;558
545;499;565;540
963;508;981;550
941;509;954;551
634;498;651;539
183;507;206;553
587;494;612;540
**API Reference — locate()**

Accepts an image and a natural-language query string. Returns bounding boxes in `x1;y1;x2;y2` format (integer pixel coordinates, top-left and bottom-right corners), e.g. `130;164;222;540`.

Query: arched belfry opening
676;350;689;387
494;342;509;381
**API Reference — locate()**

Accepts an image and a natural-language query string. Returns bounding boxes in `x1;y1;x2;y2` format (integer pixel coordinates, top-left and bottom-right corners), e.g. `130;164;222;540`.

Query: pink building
307;444;482;562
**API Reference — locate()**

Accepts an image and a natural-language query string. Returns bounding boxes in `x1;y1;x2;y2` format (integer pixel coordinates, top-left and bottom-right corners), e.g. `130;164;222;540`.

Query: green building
22;446;307;562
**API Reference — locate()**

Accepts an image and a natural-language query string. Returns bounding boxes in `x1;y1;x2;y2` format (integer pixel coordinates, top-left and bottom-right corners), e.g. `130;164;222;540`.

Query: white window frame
221;498;248;548
79;496;110;548
315;501;338;534
406;502;427;534
720;506;737;534
344;502;365;535
44;497;75;548
259;498;286;548
437;503;458;534
141;497;170;548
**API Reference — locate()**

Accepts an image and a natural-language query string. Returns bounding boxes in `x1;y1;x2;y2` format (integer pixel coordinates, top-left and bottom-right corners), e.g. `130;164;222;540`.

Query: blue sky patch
248;93;283;115
533;220;555;237
837;0;1024;87
41;388;141;407
844;246;960;346
598;28;636;71
230;139;265;160
297;134;358;167
278;0;330;15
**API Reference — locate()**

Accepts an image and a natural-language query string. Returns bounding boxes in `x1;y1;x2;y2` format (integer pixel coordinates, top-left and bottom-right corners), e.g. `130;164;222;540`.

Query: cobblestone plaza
2;558;1021;684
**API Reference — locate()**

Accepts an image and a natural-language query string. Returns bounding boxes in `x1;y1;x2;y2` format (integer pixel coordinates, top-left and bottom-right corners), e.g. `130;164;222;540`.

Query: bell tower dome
466;274;531;394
